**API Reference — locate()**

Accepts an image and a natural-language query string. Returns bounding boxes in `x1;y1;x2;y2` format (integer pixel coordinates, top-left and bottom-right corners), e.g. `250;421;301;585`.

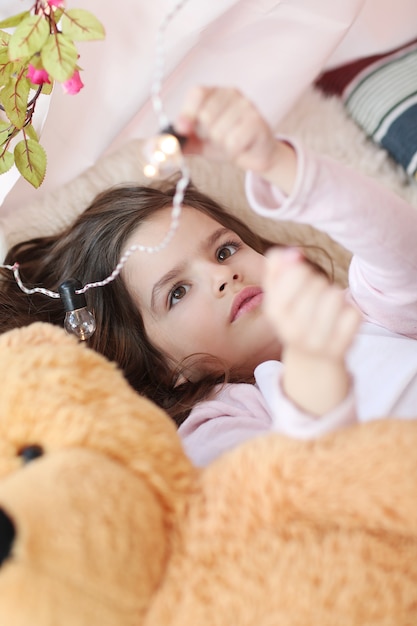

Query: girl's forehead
128;205;225;244
122;206;228;283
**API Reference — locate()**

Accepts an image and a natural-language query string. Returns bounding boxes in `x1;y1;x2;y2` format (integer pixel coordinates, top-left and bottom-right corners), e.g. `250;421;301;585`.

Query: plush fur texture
0;322;416;626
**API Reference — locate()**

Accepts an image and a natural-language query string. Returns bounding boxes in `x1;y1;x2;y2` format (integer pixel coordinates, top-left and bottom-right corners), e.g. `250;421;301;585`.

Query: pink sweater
179;141;417;466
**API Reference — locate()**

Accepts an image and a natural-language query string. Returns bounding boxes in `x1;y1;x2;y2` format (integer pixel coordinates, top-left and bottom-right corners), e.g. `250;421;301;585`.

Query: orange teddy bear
0;322;416;626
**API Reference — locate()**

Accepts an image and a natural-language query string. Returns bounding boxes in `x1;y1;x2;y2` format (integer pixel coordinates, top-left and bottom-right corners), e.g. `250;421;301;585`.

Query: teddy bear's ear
0;509;14;567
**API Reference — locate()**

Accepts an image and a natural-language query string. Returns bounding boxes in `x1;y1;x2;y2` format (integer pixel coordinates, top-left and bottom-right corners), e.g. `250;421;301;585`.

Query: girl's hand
263;248;361;359
262;248;362;415
175;86;281;174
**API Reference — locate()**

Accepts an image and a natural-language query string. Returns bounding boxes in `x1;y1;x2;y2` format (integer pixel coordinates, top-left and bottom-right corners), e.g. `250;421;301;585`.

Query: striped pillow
316;39;417;180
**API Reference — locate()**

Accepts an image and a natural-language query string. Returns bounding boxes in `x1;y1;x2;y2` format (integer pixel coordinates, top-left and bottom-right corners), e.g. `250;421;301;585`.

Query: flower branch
0;0;105;188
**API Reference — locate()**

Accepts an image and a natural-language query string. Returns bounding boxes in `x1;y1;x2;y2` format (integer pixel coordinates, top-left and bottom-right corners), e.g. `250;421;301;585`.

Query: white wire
79;162;190;294
1;160;190;298
1;263;60;298
152;0;191;130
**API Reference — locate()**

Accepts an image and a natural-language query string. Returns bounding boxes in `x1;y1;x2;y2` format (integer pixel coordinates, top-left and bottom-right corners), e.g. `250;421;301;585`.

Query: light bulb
142;126;186;179
58;279;96;341
63;308;96;341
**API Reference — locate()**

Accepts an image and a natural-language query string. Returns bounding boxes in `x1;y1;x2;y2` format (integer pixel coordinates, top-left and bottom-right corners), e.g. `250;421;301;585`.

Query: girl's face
124;206;282;380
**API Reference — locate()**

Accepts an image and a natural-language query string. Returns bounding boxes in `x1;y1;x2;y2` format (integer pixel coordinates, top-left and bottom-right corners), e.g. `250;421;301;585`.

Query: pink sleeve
178;383;273;466
179;374;358;466
254;361;358;438
245;140;417;338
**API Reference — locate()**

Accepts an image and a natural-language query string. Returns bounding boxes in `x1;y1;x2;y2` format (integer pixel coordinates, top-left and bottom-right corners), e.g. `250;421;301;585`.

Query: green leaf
61;9;105;41
0;56;15;86
0;47;11;70
40;80;54;95
24;123;39;142
0;32;12;84
0;119;11;132
0;47;9;63
0;76;30;129
0;149;14;174
0;11;30;30
0;30;11;48
0;119;12;145
41;33;78;82
14;137;46;188
0;68;16;88
29;53;43;69
53;8;65;23
8;15;50;61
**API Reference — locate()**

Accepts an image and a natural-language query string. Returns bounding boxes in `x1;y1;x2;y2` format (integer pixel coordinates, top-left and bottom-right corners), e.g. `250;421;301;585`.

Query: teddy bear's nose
0;508;15;566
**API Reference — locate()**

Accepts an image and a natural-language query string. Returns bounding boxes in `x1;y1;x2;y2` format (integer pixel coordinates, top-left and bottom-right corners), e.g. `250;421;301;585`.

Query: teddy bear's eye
18;444;44;463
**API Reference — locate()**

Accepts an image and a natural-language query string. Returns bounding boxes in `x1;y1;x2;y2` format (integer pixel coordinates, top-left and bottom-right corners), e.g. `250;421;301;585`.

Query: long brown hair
0;179;328;425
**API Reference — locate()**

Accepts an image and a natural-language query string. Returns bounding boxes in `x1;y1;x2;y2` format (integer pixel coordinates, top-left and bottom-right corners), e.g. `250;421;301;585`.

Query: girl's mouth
230;286;263;322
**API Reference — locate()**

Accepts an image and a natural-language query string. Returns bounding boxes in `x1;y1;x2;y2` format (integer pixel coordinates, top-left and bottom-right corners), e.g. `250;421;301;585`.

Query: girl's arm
246;141;417;338
176;86;417;338
176;86;361;423
262;247;361;416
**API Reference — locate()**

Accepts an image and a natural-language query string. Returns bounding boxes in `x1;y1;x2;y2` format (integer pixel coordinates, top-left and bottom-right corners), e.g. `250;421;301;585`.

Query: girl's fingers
286;276;331;338
176;86;236;138
263;247;361;357
326;305;362;357
306;289;349;352
208;101;255;152
263;249;321;334
175;86;277;169
196;88;241;134
175;85;211;135
264;247;303;278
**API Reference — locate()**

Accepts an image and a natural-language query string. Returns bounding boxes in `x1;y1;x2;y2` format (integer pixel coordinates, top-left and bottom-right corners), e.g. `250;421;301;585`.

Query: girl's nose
218;273;239;293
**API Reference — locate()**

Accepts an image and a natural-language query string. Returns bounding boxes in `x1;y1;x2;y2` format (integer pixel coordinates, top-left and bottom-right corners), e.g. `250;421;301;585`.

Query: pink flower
47;0;65;7
61;70;84;95
27;64;50;85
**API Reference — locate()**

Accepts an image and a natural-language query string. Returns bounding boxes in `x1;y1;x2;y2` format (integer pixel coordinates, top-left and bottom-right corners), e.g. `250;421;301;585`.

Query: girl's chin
255;340;283;366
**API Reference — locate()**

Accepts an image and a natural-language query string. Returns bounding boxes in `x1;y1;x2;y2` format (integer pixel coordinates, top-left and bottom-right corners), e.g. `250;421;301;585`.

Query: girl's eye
216;241;241;262
169;283;190;308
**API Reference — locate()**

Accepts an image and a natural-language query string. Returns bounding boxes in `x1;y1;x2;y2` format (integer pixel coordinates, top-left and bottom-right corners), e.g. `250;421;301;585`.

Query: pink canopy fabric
1;0;416;213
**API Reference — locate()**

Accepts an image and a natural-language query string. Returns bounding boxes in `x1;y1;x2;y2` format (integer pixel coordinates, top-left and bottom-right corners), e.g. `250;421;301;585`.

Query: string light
0;0;191;340
58;279;96;341
142;130;184;179
2;262;60;299
151;0;191;131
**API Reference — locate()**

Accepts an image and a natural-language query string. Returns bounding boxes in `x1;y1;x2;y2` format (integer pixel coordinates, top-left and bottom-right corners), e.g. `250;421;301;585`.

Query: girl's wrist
258;140;298;197
282;348;351;416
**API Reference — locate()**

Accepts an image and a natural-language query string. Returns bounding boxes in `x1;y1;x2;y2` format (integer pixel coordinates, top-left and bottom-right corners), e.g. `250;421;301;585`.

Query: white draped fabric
1;0;416;213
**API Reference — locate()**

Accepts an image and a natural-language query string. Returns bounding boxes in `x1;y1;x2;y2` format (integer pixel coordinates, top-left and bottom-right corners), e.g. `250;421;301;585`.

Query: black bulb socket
162;124;188;148
58;278;87;312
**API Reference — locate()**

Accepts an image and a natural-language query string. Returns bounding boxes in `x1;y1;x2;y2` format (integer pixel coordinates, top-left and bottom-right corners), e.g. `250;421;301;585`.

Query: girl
1;87;417;466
